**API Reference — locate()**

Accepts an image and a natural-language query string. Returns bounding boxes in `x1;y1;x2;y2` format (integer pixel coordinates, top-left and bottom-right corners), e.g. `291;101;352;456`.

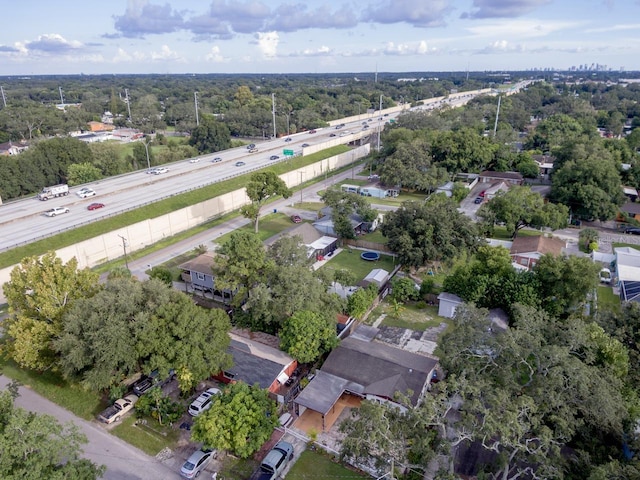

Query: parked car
212;157;222;163
235;161;246;167
132;369;175;396
247;143;256;149
474;197;483;204
44;206;69;217
270;155;280;161
77;187;96;198
180;448;217;479
87;202;105;211
625;227;640;235
188;387;221;417
291;215;302;224
97;394;138;424
479;190;486;197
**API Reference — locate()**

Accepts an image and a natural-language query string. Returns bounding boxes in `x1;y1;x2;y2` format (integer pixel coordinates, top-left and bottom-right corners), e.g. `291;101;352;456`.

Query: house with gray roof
294;331;438;431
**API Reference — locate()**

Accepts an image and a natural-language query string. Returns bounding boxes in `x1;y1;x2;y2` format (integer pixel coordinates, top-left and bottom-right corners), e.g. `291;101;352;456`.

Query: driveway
0;376;176;480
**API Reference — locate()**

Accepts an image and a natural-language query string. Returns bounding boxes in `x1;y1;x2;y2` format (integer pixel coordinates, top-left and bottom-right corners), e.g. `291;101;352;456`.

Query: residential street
0;376;177;480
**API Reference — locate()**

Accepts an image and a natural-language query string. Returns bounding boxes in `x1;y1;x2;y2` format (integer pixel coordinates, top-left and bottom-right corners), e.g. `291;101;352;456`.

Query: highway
0;81;533;253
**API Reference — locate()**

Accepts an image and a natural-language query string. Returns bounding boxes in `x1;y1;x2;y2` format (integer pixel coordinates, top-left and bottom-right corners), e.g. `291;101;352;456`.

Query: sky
1;0;639;75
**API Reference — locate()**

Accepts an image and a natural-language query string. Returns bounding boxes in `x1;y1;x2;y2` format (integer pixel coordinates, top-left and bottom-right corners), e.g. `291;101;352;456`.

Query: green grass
110;415;180;456
0;146;350;270
296;202;324;212
319;249;397;283
219;455;259;480
368;303;451;331
285;449;367;479
363;191;426;206
360;229;386;244
597;285;621;313
215;213;297;246
0;356;104;420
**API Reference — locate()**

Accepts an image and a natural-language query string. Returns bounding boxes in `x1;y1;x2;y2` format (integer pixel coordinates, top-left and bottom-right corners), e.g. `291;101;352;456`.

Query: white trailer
38;184;69;201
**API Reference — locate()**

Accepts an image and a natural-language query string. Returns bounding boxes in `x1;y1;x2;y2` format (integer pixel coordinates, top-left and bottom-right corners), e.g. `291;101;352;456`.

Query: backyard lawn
319;249;397;283
285;449;367;479
215;213;298;246
368;302;452;331
597;285;620;313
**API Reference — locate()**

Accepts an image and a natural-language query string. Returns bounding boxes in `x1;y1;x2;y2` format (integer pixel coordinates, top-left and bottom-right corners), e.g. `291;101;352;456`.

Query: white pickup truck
97;394;138;424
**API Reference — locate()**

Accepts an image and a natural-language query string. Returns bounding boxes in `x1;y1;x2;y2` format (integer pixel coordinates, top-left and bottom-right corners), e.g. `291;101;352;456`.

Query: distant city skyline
1;0;639;75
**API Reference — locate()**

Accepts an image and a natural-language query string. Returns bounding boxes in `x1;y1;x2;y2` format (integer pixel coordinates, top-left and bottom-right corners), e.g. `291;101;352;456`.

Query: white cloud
150;44;182;61
205;46;226;62
256;31;279;58
466;19;582;39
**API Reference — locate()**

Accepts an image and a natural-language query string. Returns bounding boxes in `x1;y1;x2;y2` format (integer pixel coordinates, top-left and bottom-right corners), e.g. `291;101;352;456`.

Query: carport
293;371;363;432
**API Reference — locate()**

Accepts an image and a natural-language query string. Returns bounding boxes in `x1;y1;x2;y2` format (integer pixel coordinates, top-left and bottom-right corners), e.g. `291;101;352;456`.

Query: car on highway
152;167;169;175
270;155;279;160
362;125;369;129
625;227;640;235
188;387;221;417
301;143;310;147
291;215;302;224
77;187;96;198
284;137;292;142
44;206;69;217
189;158;200;163
235;161;246;167
212;157;222;163
247;143;256;149
87;202;105;211
180;448;216;479
329;133;337;137
248;148;259;153
308;129;316;134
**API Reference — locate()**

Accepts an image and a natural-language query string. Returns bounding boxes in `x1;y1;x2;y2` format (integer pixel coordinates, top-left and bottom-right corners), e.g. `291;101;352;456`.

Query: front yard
285;449;367;479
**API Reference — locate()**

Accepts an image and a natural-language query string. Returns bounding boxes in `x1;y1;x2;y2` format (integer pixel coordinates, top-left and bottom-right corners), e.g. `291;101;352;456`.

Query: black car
270;155;280;160
474;197;483;204
133;369;175;396
625;227;640;235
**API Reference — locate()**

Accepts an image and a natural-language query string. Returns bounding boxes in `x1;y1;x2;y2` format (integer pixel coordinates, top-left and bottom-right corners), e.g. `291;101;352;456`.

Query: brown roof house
510;235;566;270
479;171;524;185
178;253;235;303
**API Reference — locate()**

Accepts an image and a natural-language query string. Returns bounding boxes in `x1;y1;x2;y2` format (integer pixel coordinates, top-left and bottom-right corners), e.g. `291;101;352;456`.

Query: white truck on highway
38;184;69;200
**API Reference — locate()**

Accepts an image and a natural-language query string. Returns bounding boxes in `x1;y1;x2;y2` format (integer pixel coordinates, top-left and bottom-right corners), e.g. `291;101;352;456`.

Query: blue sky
1;0;639;75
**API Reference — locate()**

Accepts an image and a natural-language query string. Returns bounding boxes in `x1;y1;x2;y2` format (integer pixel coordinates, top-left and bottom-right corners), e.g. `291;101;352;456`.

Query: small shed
437;292;463;318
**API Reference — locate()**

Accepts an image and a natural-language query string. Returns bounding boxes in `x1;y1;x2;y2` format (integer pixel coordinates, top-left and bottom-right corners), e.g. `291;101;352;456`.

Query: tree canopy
381;196;479;268
241;171;291;233
191;382;279;458
279;310;338;363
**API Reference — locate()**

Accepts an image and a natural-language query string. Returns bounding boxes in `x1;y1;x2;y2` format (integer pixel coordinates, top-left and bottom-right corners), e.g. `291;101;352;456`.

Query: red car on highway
87;202;105;210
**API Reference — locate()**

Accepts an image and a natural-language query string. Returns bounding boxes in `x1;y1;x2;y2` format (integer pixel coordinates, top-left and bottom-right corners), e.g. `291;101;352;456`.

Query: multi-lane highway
0;82;533;253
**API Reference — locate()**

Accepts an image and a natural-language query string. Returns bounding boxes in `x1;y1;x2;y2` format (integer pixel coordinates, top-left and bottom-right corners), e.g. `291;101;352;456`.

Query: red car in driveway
87;202;105;210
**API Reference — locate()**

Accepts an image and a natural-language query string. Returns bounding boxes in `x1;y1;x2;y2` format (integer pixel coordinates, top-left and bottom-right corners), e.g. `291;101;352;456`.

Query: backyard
285;449;367;479
319;249;397;283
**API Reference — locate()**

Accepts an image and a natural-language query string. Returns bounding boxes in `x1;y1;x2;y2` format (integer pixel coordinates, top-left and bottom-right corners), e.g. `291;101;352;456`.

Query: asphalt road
0;376;177;480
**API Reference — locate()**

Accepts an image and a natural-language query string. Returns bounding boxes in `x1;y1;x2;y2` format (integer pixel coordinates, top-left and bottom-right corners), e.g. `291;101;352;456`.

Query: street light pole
118;234;129;270
143;140;151;171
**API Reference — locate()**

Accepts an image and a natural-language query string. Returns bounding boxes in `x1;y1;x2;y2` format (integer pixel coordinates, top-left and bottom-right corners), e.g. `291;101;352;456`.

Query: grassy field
219;455;259;480
0;145;351;270
215;213;298;246
295;202;325;212
612;243;640;251
285;449;367;479
0;356;104;420
363;191;426;206
597;285;621;313
368;302;451;331
319;249;397;283
110;416;180;456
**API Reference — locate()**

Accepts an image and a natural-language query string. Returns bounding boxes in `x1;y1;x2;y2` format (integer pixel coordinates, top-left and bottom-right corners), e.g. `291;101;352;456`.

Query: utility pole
493;94;501;137
376;94;383;152
58;86;64;105
271;93;277;139
124;88;132;123
0;86;6;108
118;235;129;270
194;92;200;126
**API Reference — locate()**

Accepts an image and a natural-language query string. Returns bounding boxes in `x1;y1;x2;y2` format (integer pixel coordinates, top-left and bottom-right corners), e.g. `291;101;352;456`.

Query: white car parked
188;387;221;417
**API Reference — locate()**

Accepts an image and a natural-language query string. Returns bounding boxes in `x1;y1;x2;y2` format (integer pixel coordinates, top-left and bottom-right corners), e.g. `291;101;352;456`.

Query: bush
148;266;173;286
419;278;435;297
415;301;427;309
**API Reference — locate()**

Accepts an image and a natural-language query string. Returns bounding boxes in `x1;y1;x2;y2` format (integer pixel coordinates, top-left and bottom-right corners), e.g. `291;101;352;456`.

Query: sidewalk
125;167;366;281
